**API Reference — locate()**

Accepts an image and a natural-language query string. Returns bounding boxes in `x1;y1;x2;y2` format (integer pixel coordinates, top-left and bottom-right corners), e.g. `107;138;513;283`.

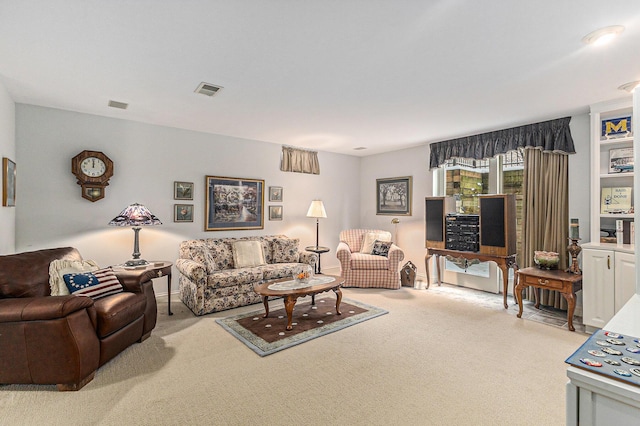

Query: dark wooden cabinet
426;194;516;256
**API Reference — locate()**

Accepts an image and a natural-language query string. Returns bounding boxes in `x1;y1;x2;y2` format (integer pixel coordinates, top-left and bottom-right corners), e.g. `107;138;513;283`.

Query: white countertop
605;294;640;335
582;241;635;255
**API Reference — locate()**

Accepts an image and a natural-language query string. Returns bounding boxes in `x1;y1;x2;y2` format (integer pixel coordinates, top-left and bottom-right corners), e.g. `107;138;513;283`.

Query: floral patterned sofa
176;235;317;316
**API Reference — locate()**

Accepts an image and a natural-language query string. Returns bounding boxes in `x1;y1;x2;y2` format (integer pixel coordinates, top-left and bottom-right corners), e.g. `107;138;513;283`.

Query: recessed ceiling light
108;100;128;109
195;82;223;97
353;147;367;150
582;25;625;46
618;80;640;93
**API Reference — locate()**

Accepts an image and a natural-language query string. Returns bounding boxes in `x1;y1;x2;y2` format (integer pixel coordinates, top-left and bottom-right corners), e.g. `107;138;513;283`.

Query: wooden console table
515;267;582;331
425;248;518;309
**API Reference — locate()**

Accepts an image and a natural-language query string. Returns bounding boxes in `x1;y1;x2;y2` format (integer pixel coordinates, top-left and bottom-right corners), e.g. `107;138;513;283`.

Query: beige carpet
0;285;587;426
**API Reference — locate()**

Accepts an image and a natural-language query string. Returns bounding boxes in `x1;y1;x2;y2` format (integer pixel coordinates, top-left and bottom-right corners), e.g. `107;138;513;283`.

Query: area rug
216;297;388;356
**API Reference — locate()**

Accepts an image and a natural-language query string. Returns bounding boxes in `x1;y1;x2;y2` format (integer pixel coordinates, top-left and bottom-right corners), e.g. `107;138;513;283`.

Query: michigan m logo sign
603;116;631;137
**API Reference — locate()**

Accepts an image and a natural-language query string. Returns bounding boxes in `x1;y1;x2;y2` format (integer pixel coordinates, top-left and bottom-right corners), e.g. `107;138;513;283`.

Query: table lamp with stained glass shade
108;203;162;267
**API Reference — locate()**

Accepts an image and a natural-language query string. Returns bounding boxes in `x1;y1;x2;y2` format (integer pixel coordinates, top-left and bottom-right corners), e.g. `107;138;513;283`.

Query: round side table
304;246;330;274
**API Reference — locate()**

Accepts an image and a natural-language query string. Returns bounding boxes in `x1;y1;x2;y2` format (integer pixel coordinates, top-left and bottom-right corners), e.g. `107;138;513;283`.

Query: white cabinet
615;251;636;311
582;245;635;332
589;98;634;243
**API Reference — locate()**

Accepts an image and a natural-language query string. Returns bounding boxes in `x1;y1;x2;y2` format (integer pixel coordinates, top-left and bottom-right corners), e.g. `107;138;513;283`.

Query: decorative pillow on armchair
360;232;391;254
371;240;392;257
63;267;123;299
49;259;100;296
272;238;300;263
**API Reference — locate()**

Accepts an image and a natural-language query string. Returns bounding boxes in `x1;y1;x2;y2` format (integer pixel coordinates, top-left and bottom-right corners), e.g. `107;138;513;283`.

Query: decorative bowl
293;265;313;284
534;251;560;270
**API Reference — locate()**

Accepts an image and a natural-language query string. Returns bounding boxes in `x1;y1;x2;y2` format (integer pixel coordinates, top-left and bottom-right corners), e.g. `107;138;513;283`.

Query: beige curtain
521;147;570;309
280;146;320;174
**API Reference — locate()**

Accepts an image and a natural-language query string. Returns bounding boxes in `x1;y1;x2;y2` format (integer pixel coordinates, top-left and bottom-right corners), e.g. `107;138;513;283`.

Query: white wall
0;82;15;254
15;104;360;295
12;104;594;299
359;144;431;278
568;113;591;244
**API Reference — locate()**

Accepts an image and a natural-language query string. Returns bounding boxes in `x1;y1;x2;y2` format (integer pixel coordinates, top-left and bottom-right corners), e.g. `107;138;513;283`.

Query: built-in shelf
600;172;634;179
599;135;634;145
600;213;634;219
590;97;635;243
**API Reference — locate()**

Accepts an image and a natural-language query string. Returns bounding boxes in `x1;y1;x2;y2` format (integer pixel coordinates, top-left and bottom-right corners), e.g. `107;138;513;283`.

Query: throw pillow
63;267;123;299
272;238;300;263
371;240;392;257
232;240;266;268
360;232;391;254
49;259;100;296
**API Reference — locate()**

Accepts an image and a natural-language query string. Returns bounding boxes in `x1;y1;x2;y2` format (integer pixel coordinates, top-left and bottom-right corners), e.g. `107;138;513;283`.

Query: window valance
429;117;575;170
280;146;320;175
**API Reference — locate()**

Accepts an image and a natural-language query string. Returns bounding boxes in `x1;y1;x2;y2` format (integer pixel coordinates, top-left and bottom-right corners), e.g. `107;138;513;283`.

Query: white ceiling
1;1;640;157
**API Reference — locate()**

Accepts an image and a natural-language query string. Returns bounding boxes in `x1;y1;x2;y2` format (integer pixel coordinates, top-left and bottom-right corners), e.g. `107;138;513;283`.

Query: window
501;150;524;257
444;158;489;214
439;149;524;256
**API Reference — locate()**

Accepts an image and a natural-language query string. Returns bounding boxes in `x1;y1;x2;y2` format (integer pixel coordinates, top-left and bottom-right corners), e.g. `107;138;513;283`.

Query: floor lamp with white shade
305;200;329;273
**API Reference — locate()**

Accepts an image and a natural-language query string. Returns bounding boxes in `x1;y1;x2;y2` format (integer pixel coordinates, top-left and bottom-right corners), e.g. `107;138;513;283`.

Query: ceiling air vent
195;82;223;97
108;100;128;109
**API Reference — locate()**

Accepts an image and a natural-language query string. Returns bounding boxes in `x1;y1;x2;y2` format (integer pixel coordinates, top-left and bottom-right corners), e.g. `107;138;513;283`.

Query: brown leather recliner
0;247;158;391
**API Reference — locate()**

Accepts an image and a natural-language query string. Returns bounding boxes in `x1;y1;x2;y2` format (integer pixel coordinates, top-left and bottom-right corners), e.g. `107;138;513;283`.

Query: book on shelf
624;220;633;245
616;220;633;245
609;147;634;174
616;220;623;245
601;187;633;214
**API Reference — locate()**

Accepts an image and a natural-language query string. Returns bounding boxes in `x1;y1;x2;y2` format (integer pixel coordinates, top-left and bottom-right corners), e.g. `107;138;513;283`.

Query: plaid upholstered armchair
337;229;404;289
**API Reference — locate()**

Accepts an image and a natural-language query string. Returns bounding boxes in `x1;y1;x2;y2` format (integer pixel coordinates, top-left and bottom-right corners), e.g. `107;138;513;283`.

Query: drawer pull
538;279;549;286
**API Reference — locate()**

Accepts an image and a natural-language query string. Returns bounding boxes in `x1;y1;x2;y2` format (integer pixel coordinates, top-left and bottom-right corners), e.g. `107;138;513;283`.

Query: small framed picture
2;157;16;207
174;204;194;222
609;147;634;174
174;181;194;200
269;205;283;221
269;186;283;202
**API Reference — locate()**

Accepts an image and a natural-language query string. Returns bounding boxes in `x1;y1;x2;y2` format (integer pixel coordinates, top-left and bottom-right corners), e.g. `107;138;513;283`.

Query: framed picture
601;187;632;214
174;181;194;200
269;205;283;221
174;204;194;222
376;176;412;216
609;147;634;174
205;176;264;231
2;157;16;207
269;186;283;202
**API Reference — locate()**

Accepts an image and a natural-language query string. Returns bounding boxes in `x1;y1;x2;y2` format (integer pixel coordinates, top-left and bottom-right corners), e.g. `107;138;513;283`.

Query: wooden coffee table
253;275;344;330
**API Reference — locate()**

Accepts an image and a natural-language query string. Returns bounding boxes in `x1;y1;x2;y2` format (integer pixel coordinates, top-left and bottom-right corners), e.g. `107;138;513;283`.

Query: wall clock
71;150;114;202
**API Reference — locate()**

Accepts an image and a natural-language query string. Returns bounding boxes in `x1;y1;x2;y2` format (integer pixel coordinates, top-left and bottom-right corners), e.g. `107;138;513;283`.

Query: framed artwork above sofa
205;175;264;231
